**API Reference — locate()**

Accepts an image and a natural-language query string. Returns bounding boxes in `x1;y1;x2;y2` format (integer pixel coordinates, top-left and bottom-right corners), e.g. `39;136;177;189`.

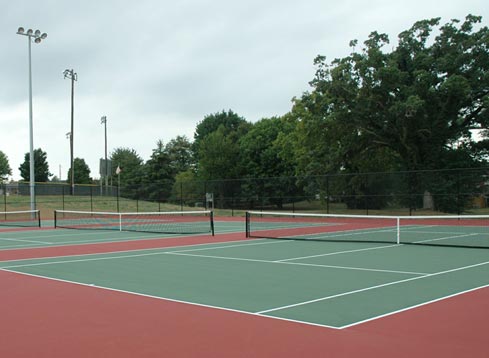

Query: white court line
0;237;53;245
0;227;242;251
413;233;479;244
0;238;426;276
276;243;399;262
338;283;489;329
0;268;340;331
0;239;285;268
256;260;489;315
167;251;427;276
2;239;487;330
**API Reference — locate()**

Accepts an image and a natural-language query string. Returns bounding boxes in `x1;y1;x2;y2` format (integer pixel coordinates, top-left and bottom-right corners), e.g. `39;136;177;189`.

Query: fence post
326;176;330;214
457;171;461;215
180;181;183;211
365;173;369;215
2;184;6;212
90;186;93;212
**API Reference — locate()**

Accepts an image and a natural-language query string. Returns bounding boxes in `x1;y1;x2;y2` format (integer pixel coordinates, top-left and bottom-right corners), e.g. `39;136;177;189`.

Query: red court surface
1;268;488;358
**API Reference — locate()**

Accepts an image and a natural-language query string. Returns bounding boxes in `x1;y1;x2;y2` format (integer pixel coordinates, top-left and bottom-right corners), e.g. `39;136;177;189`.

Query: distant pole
16;27;48;211
64;69;77;195
101;116;108;194
116;165;121;212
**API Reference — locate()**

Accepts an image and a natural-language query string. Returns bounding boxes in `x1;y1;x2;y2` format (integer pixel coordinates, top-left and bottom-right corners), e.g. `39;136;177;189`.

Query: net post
119;213;122;232
54;210;57;229
245;211;250;238
210;211;215;236
37;210;41;228
396;217;400;244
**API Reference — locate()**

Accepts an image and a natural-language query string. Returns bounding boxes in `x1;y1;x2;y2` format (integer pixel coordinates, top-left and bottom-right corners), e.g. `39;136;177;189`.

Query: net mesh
246;211;489;249
55;210;214;235
0;210;41;228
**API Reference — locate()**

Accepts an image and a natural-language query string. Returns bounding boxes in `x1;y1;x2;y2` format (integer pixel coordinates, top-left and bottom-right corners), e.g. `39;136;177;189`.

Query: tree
171;169;203;206
0;151;12;182
299;15;489;172
197;124;249;208
110;147;144;199
141;140;175;201
193;110;250;157
198;126;240;180
19;148;52;182
290;15;489;211
164;135;194;174
67;158;92;184
238;117;300;208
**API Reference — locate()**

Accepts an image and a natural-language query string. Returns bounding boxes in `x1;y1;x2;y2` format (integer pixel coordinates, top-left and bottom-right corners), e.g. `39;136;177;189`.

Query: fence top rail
246;211;489;220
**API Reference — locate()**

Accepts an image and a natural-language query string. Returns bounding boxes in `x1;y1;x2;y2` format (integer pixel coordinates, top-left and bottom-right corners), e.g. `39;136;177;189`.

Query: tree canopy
67;158;92;184
290;15;489;177
0;150;12;182
19;148;52;182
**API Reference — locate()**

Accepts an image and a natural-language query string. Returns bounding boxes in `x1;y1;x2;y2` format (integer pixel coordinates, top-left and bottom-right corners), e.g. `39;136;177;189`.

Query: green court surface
1;227;488;328
0;221;243;250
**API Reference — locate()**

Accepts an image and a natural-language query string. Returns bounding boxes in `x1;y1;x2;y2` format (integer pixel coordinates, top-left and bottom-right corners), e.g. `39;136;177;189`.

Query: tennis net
54;210;214;235
0;210;41;228
245;211;489;249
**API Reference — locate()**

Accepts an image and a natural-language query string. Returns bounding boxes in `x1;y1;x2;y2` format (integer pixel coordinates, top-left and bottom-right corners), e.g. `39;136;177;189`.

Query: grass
2;195;195;219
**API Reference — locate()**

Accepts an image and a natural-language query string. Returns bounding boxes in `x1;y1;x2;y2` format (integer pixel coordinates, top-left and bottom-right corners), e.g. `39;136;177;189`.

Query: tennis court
1;210;488;357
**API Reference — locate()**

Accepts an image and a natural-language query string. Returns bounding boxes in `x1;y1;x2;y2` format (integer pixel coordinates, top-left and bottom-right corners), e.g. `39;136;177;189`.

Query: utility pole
64;69;77;195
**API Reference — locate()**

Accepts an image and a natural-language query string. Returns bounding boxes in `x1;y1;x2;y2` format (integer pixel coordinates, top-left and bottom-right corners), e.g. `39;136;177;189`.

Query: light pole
16;27;47;211
64;69;77;195
65;131;71;193
101;116;108;193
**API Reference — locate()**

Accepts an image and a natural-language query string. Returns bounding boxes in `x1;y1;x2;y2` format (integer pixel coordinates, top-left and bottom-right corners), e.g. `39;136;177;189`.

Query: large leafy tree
0;151;12;182
110;147;144;199
239;117;299;208
141;140;175;201
67;158;92;184
19;148;52;182
295;15;488;174
290;15;489;211
198;125;240;180
193;110;250;158
195;110;250;180
164;135;194;174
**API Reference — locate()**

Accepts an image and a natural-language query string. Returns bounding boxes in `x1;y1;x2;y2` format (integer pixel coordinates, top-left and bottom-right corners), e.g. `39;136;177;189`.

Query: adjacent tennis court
1;210;488;357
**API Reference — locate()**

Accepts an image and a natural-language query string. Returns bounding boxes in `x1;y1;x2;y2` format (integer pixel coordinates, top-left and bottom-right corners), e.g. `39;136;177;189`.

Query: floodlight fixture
17;26;47;43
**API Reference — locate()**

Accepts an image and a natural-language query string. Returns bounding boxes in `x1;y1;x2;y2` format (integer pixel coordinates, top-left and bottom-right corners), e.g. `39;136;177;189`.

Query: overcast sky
1;0;488;181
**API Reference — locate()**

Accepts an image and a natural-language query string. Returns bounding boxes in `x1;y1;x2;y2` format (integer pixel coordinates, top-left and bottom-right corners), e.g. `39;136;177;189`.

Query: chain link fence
2;167;488;216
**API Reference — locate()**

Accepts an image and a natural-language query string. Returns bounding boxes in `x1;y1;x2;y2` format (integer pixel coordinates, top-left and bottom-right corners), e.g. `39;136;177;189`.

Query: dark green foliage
19;148;52;182
288;15;489;211
67;158;92;184
110;147;144;200
0;151;12;182
239;117;301;208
